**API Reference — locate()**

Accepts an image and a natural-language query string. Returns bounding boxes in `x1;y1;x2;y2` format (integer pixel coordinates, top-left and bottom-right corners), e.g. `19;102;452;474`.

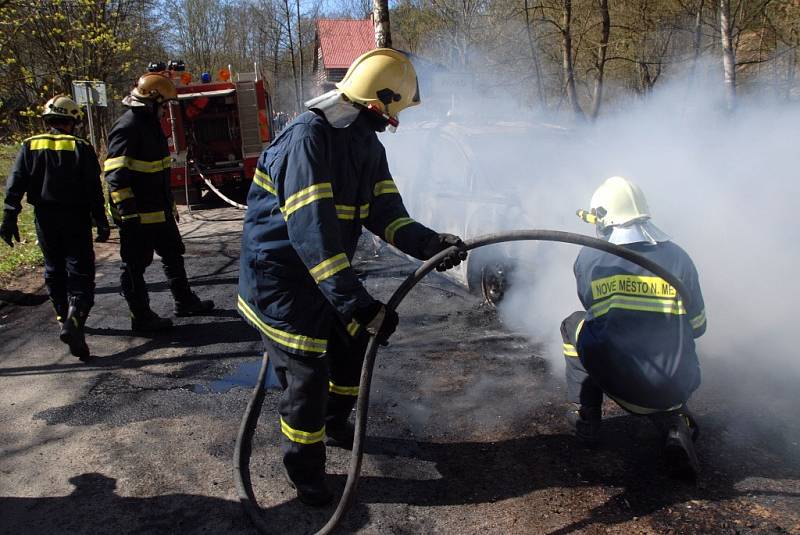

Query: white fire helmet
578;176;669;244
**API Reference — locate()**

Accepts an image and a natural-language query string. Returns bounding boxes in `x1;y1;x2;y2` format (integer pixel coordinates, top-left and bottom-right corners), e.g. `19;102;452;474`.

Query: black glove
0;210;20;248
95;225;111;243
353;301;399;346
422;233;468;272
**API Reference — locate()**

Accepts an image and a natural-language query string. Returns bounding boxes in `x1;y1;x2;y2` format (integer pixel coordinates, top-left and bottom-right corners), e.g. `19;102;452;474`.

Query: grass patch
0;144;43;278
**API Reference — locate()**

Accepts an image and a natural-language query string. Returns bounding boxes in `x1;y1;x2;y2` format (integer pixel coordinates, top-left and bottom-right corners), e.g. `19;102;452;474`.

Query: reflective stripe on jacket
3;129;105;224
238;111;437;356
574;240;706;410
103;108;174;224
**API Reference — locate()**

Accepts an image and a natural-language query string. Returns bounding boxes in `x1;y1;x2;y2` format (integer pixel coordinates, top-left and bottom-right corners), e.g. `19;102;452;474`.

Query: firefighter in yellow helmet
238;48;466;505
0;95;110;360
104;73;213;332
563;176;707;477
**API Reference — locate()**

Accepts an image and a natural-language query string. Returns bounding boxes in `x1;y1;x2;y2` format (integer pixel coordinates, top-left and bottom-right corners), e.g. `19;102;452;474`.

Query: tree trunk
524;0;546;106
688;0;705;87
296;0;304;105
373;0;392;48
589;0;610;120
283;0;301;112
561;0;585;120
720;0;736;110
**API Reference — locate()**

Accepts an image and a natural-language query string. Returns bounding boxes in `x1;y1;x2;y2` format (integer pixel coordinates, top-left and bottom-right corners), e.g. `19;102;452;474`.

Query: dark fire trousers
261;325;367;484
35;207;95;313
119;217;189;311
561;310;604;408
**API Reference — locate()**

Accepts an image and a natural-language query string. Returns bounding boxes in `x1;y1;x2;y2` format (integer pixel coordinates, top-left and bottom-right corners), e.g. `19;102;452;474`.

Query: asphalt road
1;207;798;534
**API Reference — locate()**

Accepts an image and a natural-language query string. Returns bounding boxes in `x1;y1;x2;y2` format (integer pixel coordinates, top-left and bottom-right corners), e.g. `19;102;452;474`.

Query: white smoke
385;59;800;375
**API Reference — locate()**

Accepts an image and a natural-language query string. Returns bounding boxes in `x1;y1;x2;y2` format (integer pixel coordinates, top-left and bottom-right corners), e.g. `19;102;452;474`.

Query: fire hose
233;229;692;534
189;160;248;210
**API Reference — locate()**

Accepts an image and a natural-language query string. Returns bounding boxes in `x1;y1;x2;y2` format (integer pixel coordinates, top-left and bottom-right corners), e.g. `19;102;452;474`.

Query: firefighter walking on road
238;48;468;506
562;176;707;476
0;95;110;360
104;73;214;332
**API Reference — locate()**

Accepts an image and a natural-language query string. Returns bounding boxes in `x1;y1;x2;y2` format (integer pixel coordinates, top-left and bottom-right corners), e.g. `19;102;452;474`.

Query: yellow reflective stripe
238;295;327;354
576;319;585;340
280;417;325;444
29;138;76;151
590;295;686;319
309;253;350;283
385;217;414;245
591;274;676;300
690;309;706;329
335;204;357;220
563;343;578;358
253;168;276;195
282;182;333;218
346;319;360;337
26;133;82;141
359;203;370;218
329;381;359;396
103;156;171;173
104;156;126;172
374;180;399;196
139;211;167;224
110;187;134;203
119;213;139;221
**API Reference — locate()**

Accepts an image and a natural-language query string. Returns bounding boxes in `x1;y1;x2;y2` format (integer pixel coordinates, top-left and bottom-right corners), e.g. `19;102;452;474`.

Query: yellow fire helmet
42;95;83;121
129;73;178;104
336;48;420;126
577;176;650;230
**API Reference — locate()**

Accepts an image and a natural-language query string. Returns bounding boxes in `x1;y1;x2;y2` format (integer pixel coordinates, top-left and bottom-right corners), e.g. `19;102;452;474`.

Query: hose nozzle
577;209;597;224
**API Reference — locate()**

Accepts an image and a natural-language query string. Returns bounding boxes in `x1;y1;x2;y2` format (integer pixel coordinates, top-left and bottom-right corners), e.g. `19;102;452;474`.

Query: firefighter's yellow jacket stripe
238;295;327;354
335;203;371;220
373;180;399;196
139;210;167;224
563;343;578;358
329;381;359;396
25;133;83;141
346;319;360;337
29;138;77;151
119;213;139;221
590;295;686;319
282;182;334;218
280;417;325;444
591;274;676;300
110;187;135;203
690;309;706;330
385;217;414;245
309;253;350;283
103;156;172;173
253;168;277;195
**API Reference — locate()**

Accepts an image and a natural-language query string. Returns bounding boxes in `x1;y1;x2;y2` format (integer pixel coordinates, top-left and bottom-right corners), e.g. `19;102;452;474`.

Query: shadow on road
0;472;371;535
0;288;49;307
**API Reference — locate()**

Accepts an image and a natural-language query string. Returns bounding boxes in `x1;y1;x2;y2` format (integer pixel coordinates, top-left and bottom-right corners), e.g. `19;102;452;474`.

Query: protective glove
0;210;20;248
352;301;399;346
422;233;468;272
95;225;111;243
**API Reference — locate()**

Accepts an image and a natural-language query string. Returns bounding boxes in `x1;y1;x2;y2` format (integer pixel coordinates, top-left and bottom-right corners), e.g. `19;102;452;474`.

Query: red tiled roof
316;19;375;69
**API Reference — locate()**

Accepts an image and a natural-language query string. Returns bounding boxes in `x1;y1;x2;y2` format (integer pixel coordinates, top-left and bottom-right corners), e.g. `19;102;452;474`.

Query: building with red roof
313;19;375;93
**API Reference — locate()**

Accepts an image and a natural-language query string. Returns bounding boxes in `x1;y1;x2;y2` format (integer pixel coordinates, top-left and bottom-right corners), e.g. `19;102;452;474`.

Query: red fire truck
159;64;274;206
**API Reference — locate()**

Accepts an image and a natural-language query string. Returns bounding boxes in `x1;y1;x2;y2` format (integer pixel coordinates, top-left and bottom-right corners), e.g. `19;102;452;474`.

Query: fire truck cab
160;66;273;205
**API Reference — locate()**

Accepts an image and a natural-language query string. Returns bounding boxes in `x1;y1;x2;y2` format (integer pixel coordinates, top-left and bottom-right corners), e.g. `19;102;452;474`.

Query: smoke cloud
384;58;800;377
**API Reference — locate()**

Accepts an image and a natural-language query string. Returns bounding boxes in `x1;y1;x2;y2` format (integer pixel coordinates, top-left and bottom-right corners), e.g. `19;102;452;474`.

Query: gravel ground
1;207;798;534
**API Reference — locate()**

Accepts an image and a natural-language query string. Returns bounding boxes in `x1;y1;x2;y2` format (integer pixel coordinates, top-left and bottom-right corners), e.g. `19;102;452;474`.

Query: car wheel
481;262;509;306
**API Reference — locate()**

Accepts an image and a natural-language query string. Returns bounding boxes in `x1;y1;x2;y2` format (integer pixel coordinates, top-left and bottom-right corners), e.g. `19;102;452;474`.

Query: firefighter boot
170;278;214;317
283;469;333;507
325;419;355;450
61;299;91;361
125;292;173;332
662;412;700;479
51;297;68;334
566;403;602;446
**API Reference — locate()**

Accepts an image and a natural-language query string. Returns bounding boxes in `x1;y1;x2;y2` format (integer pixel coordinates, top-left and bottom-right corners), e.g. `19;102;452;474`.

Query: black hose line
233;229;692;534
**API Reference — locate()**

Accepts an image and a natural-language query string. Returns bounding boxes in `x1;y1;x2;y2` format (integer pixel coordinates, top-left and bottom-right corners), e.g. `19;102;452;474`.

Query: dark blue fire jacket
238;111;437;357
572;240;707;411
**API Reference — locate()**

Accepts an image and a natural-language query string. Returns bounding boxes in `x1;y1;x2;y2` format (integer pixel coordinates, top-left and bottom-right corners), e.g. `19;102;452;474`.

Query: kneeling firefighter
563;176;707;475
238;48;468;506
1;95;110;360
104;73;214;331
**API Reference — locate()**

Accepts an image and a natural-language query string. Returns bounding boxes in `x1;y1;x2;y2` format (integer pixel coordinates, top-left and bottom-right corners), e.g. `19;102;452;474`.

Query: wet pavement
1;207;799;534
